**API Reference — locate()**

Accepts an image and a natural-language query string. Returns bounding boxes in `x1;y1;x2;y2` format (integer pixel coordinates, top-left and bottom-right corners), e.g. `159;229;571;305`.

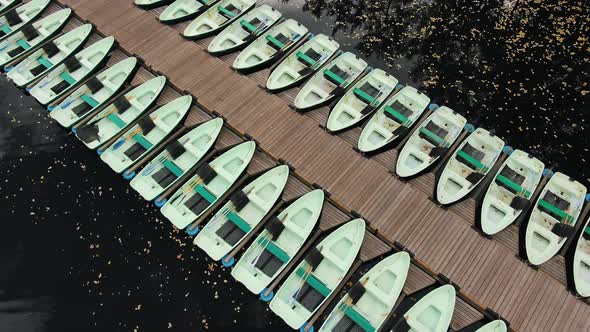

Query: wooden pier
15;1;590;331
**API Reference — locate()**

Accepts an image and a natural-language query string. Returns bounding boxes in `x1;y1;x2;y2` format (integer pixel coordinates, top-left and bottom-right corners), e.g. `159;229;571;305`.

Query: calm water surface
1;0;589;331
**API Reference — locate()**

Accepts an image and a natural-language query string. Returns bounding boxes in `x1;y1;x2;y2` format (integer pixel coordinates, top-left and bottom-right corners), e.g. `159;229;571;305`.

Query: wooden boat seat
384;101;412;125
184;184;216;214
456;143;487;172
152;161;182;187
43;41;60;57
333;307;374;332
538;191;573;223
495;166;530;197
240;18;261;33
64;56;82;72
123;133;153;161
252;218;290;276
51;72;77;94
230;189;250;211
266;33;289;51
354;82;379;105
218;4;240;20
114;96;132;114
419;121;448;147
295;268;331;312
21;25;39;41
166;140;187;160
71;95;99;116
324;65;349;86
4;9;22;27
8;40;30;58
296;48;321;67
254;239;289;277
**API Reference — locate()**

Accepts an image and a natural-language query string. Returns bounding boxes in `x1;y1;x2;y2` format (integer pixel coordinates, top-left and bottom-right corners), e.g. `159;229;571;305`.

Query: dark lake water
1;0;589;331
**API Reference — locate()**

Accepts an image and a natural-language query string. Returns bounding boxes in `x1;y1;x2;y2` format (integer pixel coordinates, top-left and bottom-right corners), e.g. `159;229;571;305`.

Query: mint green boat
49;57;138;127
436;128;504;205
319;252;410;332
160;141;256;229
0;8;71;67
194;165;289;261
293;52;368;111
269;219;366;330
231;189;324;295
232;18;308;73
0;0;50;42
395;285;456;332
99;95;192;173
159;0;220;24
326;68;398;132
266;34;340;92
130;118;223;201
7;24;92;87
182;0;256;40
207;4;281;55
76;76;167;150
0;0;19;15
29;36;115;105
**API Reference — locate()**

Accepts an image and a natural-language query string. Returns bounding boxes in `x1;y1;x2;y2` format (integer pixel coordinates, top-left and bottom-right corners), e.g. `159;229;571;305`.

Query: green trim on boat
37;56;53;69
16;39;31;50
0;25;11;34
265;35;285;49
384;106;408;124
456;150;488;172
419;127;445;146
106;113;126;128
353;88;377;104
240;19;256;32
132;133;153;150
585;226;590;236
538;199;573;223
295;268;331;297
163;159;184;177
80;94;99;108
198;0;209;4
218;6;236;18
345;307;375;332
60;72;76;85
228;212;252;233
258;238;290;263
323;69;345;85
296;51;316;66
496;174;531;198
195;184;216;204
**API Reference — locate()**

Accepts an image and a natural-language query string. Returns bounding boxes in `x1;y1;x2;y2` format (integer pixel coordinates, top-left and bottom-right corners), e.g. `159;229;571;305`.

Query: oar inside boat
169;163;218;215
245;214;289;276
324;64;353;97
288;247;327;311
296;48;325;77
240;17;270;43
321;279;370;331
200;188;253;244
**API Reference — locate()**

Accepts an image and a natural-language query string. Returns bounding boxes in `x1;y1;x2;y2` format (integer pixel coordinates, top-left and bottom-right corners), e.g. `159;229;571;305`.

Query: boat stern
194;229;233;261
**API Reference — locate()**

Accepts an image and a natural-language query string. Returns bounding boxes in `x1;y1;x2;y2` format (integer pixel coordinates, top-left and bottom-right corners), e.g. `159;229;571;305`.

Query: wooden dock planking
44;1;590;330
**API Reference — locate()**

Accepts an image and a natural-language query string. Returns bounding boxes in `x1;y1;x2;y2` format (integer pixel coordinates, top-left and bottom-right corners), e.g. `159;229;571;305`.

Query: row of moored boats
0;1;587;330
131;0;590;293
